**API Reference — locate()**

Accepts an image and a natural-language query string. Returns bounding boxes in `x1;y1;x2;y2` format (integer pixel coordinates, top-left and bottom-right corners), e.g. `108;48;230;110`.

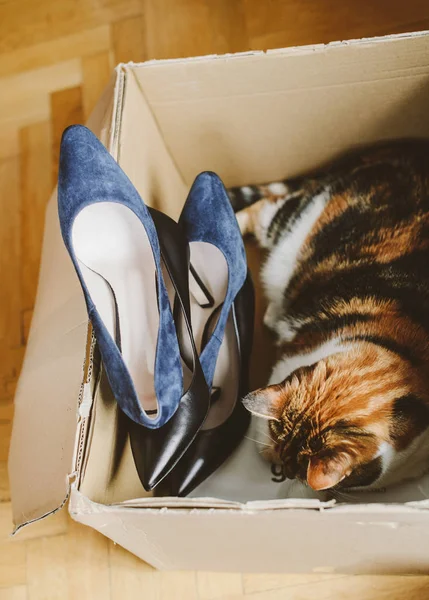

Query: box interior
79;33;429;510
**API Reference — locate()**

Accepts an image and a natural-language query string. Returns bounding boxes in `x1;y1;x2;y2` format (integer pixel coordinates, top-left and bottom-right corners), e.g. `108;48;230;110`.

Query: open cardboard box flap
9;31;429;572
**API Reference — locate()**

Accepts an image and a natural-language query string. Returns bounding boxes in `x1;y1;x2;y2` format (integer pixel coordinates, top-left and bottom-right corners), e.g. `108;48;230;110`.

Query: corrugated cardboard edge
68;487;429;572
69;486;429;515
121;29;429;71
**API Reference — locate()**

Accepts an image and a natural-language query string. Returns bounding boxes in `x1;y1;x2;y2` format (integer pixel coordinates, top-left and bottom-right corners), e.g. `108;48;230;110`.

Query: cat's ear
242;386;282;421
307;456;351;491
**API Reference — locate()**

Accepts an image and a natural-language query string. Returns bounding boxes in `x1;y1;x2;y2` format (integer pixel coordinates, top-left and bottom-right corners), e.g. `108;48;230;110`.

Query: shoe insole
72;202;159;417
188;242;240;430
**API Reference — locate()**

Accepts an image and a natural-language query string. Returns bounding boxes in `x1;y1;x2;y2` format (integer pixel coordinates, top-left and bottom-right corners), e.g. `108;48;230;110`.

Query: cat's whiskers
328;488;360;502
259;430;276;443
245;435;271;447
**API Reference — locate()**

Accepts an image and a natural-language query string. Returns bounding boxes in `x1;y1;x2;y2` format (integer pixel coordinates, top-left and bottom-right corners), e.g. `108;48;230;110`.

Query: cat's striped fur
231;140;429;491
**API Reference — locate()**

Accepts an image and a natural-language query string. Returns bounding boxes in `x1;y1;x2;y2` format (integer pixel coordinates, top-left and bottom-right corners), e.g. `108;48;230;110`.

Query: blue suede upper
58;125;183;428
179;172;247;388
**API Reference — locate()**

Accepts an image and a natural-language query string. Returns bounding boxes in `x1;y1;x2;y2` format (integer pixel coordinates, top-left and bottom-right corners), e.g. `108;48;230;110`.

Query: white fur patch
378;442;395;475
267;182;288;196
261;190;330;308
268;337;352;385
344;429;429;491
275;317;304;342
375;429;429;488
241;186;253;199
263;302;300;334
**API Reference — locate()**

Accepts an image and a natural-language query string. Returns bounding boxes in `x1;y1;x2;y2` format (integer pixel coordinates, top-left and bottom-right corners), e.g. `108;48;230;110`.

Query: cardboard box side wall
135;32;429;187
69;488;429;573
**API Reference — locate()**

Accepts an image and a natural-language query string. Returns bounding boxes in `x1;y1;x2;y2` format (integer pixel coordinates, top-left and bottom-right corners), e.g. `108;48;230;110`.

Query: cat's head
243;344;429;490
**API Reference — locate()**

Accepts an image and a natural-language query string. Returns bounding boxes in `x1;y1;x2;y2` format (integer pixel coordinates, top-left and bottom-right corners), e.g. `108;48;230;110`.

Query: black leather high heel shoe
158;273;254;496
156;172;255;497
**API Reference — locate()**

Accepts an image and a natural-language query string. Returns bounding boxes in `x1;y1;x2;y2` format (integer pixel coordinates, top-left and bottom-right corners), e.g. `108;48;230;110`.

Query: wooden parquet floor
2;1;429;598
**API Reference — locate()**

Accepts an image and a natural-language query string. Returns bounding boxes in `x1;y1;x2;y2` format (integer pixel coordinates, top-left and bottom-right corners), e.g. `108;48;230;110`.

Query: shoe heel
149;207;192;319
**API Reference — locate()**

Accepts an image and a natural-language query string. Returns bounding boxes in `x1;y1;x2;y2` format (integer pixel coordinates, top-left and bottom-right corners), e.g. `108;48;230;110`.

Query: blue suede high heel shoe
156;172;254;496
58;125;210;489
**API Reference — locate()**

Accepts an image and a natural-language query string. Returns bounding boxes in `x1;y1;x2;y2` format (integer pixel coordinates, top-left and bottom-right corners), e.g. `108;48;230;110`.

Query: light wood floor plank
0;61;82;122
0;158;21;350
111;15;147;64
0;126;19;161
65;520;110;600
0;26;110;79
197;571;243;599
228;574;429;600
50;86;84;182
159;571;198;600
20;310;32;347
109;542;161;600
0;401;14;463
0;502;14;542
0;541;27;589
82;51;113;120
244;0;429;49
0;461;10;503
144;0;215;60
243;573;348;594
19;121;52;313
0;587;28;600
0;348;25;404
26;536;69;600
0;0;141;54
205;0;249;54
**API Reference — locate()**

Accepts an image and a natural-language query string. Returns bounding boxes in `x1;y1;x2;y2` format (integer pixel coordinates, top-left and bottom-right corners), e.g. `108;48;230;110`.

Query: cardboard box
9;30;429;573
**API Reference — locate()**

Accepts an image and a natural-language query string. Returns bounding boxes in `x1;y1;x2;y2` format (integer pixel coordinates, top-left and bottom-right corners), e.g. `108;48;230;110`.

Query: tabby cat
228;140;429;492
